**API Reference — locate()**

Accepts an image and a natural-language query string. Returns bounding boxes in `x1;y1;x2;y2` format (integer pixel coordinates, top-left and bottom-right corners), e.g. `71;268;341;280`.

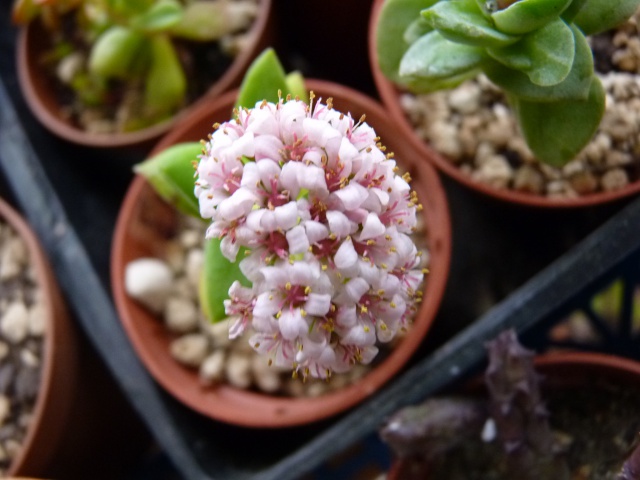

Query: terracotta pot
111;78;452;428
368;0;640;208
386;351;640;479
15;0;274;150
0;196;78;477
0;197;149;478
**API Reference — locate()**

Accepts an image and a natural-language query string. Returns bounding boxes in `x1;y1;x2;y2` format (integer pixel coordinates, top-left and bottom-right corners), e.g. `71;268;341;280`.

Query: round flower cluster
195;93;426;379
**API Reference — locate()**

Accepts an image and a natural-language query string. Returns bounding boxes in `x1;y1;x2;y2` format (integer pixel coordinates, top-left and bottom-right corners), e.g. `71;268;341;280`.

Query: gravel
0;218;45;475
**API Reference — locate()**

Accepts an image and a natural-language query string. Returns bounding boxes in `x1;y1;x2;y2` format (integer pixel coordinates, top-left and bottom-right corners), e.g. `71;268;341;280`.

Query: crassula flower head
194;92;426;379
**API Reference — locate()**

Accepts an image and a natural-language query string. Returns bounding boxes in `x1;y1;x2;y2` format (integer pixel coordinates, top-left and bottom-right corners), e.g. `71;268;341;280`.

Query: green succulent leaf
491;0;573;35
487;17;574;86
88;25;145;79
170;1;231;41
483;23;593;102
130;0;183;34
235;48;293;109
403;17;434;44
285;71;309;103
572;0;640;35
513;75;605;167
560;0;587;21
200;239;251;323
421;0;519;48
144;35;187;115
375;0;440;84
134;142;202;218
399;30;485;91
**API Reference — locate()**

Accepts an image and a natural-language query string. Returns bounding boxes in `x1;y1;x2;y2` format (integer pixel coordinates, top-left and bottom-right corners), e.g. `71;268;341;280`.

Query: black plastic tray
2;3;640;479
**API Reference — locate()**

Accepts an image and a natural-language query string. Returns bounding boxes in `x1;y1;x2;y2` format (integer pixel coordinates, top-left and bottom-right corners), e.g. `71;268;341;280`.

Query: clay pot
15;0;274;150
0;197;149;478
368;0;640;208
387;351;640;479
111;79;452;428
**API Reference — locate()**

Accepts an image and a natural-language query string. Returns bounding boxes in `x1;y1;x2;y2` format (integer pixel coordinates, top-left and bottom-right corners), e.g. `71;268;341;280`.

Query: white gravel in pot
0;219;46;476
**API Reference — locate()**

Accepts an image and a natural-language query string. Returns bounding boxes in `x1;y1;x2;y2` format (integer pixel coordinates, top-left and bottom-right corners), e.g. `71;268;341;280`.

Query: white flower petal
359;212;386;241
334;237;358;270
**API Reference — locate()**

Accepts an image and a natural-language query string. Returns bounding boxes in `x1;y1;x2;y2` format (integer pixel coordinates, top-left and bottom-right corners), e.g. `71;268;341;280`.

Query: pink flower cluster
195;94;426;379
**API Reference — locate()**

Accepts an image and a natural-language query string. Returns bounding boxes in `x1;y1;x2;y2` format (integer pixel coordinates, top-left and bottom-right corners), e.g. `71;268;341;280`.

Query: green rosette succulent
376;0;640;167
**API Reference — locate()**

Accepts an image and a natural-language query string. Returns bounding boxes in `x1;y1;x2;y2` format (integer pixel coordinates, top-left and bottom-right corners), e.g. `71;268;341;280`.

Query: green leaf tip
134;142;202;218
235;48;308;110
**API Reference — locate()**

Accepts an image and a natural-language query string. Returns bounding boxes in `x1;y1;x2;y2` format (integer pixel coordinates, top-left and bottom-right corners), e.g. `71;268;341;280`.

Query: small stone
199;350;226;385
429;122;462;160
20;348;40;368
170;334;209;368
4;438;21;461
472;155;513;189
569;171;599;195
0;237;27;281
305;381;327;398
225;352;252;389
251;355;281;393
55;52;84;85
1;302;30;344
185;249;204;290
27;302;47;337
179;229;202;250
0;343;8;361
203;320;232;349
124;258;174;313
601;168;629;191
513;165;545;194
447;83;480;114
164;296;199;333
0;395;10;426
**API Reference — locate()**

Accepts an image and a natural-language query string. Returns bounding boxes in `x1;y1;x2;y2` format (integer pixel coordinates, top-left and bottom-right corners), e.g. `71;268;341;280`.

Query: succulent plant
12;0;259;131
376;0;640;167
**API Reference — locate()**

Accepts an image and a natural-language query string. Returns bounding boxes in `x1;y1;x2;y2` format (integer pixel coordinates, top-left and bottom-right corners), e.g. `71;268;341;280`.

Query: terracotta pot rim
0;198;73;476
368;0;640;209
15;0;273;149
111;79;452;428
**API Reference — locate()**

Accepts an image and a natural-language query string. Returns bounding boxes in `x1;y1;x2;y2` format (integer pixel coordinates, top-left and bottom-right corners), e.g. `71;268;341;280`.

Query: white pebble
55;52;84;84
0;236;27;281
251;355;281;393
170;334;209;367
164;296;199;333
225;352;252;389
601;168;629;191
125;258;174;313
184;249;204;290
28;302;47;337
199;350;226;384
1;301;30;344
0;395;10;426
20;348;40;368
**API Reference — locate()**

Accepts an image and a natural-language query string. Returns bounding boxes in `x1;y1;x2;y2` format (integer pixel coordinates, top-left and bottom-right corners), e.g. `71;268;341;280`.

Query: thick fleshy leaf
200;239;251;322
422;0;519;48
560;0;587;21
491;0;573;34
487;17;574;86
399;31;485;88
144;35;187;115
130;0;183;34
483;24;592;101
573;0;640;35
134;142;202;218
285;71;309;103
403;17;434;44
514;75;605;167
170;1;231;41
88;26;145;79
235;48;291;109
375;0;440;84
